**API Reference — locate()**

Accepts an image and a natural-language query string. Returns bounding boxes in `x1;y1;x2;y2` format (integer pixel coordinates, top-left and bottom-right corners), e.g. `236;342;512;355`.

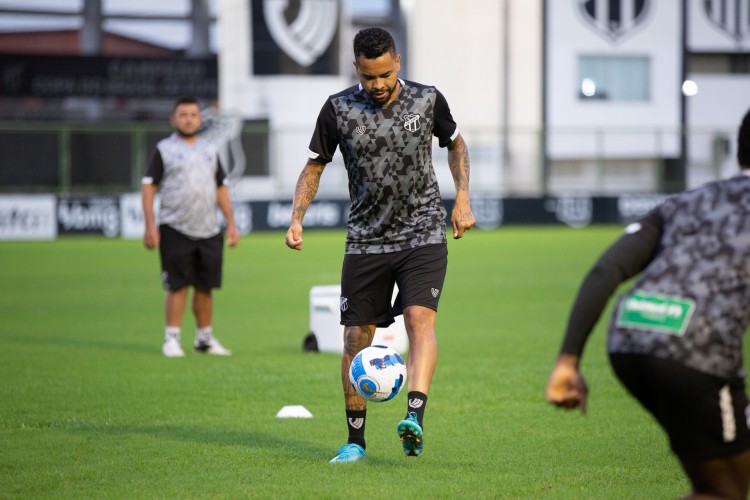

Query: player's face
170;103;202;138
354;51;401;107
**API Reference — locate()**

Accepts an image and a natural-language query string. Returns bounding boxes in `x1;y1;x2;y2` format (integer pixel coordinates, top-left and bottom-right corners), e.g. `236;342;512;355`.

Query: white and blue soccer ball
349;345;407;402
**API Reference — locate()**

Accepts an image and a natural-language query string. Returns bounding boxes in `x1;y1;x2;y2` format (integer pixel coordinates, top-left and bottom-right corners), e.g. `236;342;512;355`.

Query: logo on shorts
431;288;440;298
340;296;349;312
404;114;421;132
161;271;170;291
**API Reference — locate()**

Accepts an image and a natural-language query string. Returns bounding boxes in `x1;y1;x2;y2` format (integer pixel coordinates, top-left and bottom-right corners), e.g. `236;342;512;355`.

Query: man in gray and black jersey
546;108;750;499
285;27;475;463
142;96;239;358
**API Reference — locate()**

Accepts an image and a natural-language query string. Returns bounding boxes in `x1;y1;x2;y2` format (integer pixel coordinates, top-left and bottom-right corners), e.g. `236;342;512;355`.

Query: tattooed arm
447;133;475;239
285;159;325;250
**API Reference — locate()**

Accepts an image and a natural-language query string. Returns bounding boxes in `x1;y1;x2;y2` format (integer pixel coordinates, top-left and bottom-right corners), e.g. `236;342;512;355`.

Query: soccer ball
349;345;407;402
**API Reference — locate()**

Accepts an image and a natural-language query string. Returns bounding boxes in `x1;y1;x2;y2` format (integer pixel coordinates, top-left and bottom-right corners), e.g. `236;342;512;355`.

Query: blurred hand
285;221;303;250
226;224;240;248
143;226;159;250
545;354;588;415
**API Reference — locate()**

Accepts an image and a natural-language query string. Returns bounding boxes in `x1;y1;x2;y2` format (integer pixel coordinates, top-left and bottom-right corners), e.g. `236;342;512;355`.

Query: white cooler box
309;284;409;354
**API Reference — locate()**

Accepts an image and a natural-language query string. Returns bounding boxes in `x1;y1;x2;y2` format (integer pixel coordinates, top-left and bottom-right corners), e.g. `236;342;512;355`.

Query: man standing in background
142;96;239;358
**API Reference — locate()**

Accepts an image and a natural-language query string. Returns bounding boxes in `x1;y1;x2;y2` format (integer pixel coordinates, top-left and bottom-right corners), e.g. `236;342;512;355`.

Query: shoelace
399;434;421;444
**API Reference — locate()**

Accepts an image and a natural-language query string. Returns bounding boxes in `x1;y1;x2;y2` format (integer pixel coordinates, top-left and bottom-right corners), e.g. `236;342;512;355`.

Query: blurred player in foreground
546;108;750;499
286;27;474;462
142;96;239;358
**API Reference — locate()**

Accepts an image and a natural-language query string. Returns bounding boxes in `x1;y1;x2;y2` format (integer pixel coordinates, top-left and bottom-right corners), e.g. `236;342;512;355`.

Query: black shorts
339;243;448;328
610;353;750;461
158;224;224;291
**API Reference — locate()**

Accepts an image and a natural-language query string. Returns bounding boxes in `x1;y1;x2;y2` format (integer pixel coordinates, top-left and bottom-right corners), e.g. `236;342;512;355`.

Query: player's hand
285;221;304;250
545;354;588;414
226;223;239;248
143;226;159;250
451;196;475;239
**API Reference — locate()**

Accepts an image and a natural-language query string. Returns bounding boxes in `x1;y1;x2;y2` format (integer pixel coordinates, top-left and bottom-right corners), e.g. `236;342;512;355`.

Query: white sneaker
194;337;232;356
162;337;185;358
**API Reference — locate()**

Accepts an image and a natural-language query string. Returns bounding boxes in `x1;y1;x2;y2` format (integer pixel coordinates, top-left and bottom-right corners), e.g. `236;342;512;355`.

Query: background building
1;0;749;239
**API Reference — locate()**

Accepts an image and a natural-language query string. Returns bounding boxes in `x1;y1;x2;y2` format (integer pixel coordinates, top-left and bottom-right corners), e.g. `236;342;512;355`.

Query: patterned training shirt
308;79;459;254
143;133;226;239
608;174;750;378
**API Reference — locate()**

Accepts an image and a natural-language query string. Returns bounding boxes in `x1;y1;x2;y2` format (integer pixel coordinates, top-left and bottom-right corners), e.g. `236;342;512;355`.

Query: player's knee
403;306;435;334
343;325;375;355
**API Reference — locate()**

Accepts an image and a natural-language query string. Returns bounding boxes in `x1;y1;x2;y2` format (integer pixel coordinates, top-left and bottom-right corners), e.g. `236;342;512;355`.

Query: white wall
685;75;750;186
218;0;546;197
405;0;543;194
546;1;683;160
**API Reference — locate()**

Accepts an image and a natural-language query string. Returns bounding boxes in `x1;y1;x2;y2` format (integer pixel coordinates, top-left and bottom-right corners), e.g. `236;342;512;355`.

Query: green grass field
0;227;697;498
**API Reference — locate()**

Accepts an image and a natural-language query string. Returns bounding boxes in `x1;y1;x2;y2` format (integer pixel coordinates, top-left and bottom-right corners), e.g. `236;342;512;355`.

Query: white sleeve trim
450;128;460;142
624;222;642;234
307;149;320;159
141;176;154;184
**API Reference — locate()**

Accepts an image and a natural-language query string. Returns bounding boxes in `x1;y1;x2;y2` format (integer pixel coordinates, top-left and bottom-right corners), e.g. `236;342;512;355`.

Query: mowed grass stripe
0;228;692;498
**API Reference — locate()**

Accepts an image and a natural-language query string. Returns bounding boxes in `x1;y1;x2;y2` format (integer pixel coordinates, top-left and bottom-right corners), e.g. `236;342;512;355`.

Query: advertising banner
0;194;667;240
57;196;120;237
0;195;57;240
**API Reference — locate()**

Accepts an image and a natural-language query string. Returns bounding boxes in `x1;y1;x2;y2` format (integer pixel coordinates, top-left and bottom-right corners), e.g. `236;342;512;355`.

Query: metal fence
0;121;738;198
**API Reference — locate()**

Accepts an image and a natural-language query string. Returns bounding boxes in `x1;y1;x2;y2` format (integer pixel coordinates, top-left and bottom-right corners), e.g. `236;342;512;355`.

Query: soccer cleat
162;337;185;358
329;443;366;463
194;337;232;356
397;412;423;457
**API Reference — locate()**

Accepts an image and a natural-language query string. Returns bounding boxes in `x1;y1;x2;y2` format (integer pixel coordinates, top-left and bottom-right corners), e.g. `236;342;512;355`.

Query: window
578;55;650;101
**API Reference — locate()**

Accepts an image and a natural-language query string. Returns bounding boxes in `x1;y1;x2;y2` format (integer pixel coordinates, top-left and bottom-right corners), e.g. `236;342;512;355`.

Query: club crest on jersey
355;125;366;135
403;114;421;132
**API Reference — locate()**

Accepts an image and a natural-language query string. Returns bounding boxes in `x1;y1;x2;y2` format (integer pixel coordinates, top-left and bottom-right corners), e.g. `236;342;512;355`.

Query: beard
368;84;396;105
175;127;199;139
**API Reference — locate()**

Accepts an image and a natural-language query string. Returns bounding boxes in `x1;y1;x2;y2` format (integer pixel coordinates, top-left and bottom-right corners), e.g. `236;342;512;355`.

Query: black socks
406;391;428;427
346;409;367;449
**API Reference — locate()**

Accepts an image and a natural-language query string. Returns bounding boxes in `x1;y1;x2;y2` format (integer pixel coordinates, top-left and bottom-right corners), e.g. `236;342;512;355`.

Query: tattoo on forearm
292;162;323;221
449;138;471;192
457;209;472;221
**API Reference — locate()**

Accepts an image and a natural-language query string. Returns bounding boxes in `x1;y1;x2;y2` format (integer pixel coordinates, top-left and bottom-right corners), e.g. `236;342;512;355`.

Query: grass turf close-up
0;227;697;498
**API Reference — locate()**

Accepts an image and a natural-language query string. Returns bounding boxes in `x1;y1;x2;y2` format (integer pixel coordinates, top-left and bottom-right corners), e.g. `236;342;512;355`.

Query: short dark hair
172;96;200;113
739;109;750;168
353;27;396;59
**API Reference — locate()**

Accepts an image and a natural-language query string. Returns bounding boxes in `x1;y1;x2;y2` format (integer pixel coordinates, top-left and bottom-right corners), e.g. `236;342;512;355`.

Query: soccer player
285;27;474;462
546;108;750;499
142;96;239;358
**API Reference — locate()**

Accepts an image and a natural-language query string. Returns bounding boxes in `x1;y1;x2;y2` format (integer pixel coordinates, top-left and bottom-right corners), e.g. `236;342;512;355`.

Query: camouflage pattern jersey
307;79;459;255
